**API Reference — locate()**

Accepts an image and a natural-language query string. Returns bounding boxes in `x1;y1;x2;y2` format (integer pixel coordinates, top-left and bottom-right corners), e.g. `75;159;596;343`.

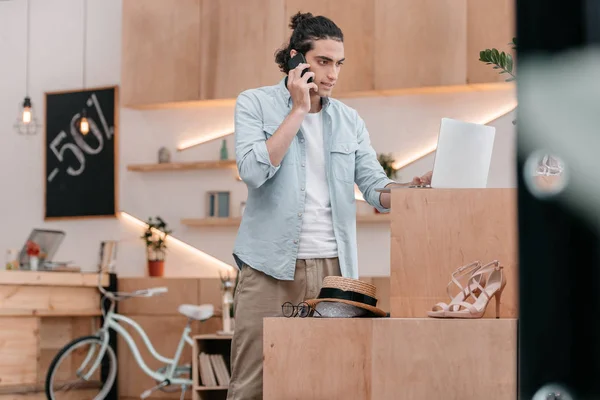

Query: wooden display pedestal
389;188;518;318
263;318;517;400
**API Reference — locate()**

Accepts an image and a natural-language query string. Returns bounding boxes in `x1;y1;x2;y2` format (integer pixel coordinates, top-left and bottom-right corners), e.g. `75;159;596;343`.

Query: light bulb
80;117;89;135
22;108;32;124
79;108;89;135
21;97;33;124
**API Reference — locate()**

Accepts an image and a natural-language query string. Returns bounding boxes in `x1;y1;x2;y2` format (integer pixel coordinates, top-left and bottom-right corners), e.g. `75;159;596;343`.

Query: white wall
0;0;517;278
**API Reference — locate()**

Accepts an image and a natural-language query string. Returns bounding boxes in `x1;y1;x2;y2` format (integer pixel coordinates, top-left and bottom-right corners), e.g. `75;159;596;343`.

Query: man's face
302;39;345;97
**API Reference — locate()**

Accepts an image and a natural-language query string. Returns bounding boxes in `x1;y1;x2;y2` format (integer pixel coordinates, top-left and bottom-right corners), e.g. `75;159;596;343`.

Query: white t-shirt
297;111;338;259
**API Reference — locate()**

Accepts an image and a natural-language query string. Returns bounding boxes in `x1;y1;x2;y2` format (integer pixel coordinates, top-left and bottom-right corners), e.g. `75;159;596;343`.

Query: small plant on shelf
141;216;172;277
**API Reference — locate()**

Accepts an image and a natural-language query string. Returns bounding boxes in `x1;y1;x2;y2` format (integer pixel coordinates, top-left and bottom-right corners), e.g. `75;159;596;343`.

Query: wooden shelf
193;333;234;340
127;160;237;172
182;213;390;227
124;82;514;111
182;217;242;227
193;334;233;400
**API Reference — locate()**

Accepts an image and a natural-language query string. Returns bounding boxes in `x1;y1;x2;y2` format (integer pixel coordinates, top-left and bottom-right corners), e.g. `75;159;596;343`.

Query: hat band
317;287;378;307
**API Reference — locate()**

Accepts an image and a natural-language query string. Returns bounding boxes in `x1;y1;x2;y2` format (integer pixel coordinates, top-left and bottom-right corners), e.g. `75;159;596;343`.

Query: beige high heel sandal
427;261;485;318
443;260;507;319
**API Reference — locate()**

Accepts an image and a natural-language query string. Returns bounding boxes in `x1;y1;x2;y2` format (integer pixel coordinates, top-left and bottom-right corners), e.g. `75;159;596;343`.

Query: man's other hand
410;171;433;186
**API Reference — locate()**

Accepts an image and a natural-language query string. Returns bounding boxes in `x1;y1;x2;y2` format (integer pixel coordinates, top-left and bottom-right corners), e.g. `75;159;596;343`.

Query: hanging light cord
25;0;30;96
82;0;87;89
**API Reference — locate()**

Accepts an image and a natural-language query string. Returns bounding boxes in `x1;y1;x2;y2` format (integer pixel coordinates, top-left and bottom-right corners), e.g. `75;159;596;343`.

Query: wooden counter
263;317;517;400
0;270;108;398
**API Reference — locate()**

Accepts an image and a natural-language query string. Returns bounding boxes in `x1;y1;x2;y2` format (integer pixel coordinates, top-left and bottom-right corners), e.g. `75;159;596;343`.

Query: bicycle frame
80;298;194;387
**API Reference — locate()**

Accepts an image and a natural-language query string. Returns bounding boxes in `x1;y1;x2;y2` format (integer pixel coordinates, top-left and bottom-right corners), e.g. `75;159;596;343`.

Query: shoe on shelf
427;260;486;318
442;260;507;319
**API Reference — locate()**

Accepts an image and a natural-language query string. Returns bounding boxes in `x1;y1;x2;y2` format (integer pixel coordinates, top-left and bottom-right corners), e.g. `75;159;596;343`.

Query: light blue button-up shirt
232;78;395;280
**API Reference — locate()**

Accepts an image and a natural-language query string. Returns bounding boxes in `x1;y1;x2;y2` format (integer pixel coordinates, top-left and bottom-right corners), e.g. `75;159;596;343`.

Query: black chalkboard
44;86;118;220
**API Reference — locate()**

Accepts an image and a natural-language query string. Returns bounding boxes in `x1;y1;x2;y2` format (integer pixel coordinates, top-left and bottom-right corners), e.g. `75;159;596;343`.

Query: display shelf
182;217;242;227
192;333;233;400
124;82;514;110
182;213;390;227
127;160;237;172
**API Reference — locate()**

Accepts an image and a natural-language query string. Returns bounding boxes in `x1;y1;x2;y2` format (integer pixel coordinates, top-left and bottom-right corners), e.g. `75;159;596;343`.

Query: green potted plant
378;153;398;180
479;38;564;178
141;216;172;277
479;38;517;85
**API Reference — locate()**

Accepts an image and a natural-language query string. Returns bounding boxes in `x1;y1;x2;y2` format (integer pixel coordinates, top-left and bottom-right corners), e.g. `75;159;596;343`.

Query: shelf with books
192;333;234;400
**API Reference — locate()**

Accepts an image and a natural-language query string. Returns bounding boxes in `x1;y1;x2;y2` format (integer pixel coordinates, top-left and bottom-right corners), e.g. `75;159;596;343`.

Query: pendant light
78;0;89;135
14;0;38;135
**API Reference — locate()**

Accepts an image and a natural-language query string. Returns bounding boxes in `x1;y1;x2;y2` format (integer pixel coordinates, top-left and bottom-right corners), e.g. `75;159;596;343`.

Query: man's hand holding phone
287;63;318;115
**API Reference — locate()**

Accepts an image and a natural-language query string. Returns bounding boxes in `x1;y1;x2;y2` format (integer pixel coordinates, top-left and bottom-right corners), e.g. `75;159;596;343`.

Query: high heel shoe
427;261;486;318
443;260;506;319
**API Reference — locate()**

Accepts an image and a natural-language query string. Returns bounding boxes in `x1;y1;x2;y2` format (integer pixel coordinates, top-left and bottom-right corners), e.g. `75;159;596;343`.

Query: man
228;12;432;400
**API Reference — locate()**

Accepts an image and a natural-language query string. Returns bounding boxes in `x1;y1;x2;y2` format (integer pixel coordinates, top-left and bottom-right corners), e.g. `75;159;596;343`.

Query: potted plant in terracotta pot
141;216;172;277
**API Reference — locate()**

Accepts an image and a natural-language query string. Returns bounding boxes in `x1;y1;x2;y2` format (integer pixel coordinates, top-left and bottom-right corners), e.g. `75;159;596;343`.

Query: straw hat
307;276;387;318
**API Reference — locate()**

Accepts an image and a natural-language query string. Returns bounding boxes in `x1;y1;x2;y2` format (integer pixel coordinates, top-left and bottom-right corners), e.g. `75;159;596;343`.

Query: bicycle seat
178;304;214;321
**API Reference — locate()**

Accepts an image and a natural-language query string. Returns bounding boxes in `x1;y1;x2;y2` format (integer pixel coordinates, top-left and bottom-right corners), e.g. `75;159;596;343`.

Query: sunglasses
281;301;321;318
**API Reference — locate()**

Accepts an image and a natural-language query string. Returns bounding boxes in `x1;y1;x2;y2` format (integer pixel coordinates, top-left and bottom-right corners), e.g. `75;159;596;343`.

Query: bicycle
45;272;215;400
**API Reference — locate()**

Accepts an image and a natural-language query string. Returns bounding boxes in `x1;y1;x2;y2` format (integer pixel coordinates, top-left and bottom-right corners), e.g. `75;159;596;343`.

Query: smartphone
287;52;313;83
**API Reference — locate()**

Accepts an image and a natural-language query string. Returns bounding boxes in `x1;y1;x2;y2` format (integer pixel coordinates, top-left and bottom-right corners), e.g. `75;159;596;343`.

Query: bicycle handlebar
136;287;168;297
97;271;169;300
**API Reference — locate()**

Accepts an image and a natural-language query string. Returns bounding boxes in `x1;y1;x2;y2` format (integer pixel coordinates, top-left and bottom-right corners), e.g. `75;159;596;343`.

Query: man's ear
290;49;297;58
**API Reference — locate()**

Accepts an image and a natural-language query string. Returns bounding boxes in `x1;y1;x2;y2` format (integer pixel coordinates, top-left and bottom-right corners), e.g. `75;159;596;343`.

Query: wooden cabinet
121;0;515;107
121;0;202;107
374;0;468;90
200;0;286;100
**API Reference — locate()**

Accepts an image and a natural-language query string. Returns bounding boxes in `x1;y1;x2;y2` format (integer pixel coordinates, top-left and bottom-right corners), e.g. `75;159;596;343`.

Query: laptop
377;118;496;191
429;118;496;188
18;229;66;267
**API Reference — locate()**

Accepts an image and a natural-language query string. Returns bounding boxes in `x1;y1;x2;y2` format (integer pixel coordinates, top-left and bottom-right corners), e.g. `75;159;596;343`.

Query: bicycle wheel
45;335;117;400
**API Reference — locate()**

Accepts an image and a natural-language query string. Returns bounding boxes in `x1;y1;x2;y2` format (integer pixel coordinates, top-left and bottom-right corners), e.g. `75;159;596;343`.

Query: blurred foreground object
517;0;600;398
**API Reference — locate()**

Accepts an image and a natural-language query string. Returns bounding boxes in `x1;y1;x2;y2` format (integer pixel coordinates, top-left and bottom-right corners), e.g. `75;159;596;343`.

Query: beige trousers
226;258;342;400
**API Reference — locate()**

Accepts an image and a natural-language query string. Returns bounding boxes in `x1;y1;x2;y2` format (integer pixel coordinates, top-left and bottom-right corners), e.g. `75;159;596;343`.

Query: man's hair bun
289;12;314;30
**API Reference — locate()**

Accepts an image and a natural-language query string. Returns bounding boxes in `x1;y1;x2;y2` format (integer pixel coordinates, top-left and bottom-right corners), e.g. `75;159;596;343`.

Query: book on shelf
199;352;230;387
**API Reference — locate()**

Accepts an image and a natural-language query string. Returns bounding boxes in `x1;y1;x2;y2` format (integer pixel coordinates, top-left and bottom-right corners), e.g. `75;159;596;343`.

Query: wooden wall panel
371;319;517;399
389;189;518;318
284;0;375;94
374;0;467;90
121;0;201;106
200;0;286;100
118;278;200;315
467;0;516;84
263;318;373;400
117;316;204;399
199;278;223;311
0;318;39;387
116;278;224;399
